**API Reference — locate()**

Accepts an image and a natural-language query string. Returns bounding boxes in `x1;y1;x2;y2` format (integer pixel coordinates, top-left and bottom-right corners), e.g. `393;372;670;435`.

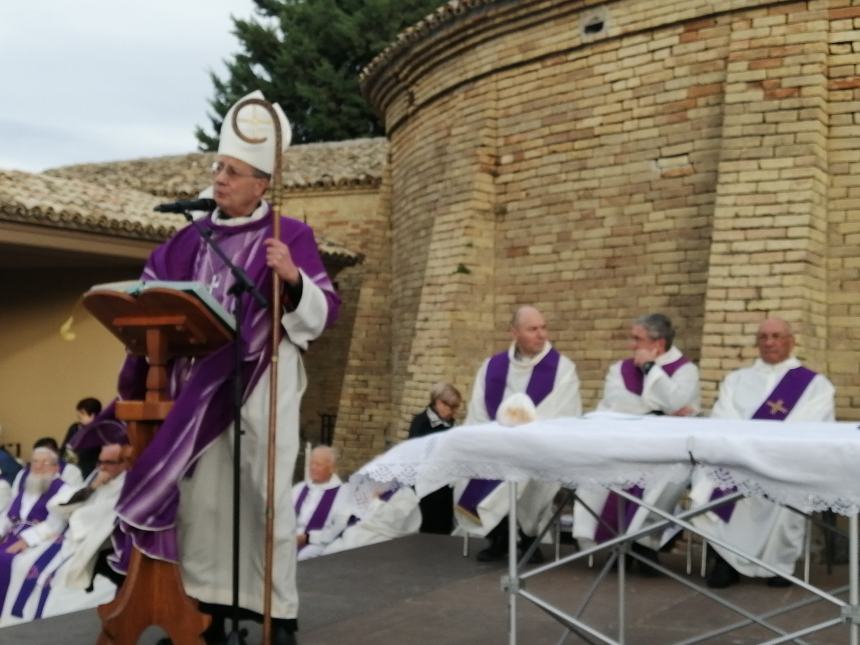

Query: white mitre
218;90;292;175
496;393;538;427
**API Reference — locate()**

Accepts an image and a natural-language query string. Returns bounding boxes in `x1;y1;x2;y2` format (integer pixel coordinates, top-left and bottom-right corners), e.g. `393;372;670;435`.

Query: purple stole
483;348;560;420
709;366;817;522
69;207;341;567
620;355;690;396
594;355;690;543
295;484;339;550
458;349;560;518
0;476;65;613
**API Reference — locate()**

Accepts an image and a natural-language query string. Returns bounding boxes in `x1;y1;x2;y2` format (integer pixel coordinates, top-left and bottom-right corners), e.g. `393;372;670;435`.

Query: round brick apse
358;0;860;421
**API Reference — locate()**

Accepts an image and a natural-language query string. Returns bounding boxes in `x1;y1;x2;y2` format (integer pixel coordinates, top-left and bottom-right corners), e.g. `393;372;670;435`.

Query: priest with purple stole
691;317;835;588
456;305;582;562
572;313;699;573
71;90;340;644
293;447;351;561
0;447;71;625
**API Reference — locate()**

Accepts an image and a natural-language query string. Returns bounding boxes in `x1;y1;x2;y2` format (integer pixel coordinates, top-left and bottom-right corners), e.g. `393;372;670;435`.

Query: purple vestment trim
457;479;505;518
594;485;645;544
70;207;341;568
751;366;817;421
7;474;64;527
464;348;561;514
484;348;560;420
620;355;690;396
11;535;63;617
709;366;818;522
294;484;339;550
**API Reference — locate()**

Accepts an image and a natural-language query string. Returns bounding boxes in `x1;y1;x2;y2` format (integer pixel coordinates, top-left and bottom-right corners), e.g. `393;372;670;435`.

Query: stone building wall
284;186;392;472
826;1;860;414
357;0;860;452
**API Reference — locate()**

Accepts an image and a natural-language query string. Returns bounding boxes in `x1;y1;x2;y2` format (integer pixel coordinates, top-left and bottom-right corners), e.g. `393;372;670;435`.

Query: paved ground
2;534;850;644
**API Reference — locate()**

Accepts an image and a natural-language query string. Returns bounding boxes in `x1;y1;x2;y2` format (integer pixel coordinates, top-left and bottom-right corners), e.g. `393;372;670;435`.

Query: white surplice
11;473;125;623
455;342;582;537
689;356;835;577
320;488;421;556
176;205;332;620
573;346;700;549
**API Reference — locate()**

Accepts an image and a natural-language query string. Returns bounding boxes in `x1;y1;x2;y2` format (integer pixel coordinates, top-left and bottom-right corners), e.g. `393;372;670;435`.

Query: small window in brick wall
580;8;610;40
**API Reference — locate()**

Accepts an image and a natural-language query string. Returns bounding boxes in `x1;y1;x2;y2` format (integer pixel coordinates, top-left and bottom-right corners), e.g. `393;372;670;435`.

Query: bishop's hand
264;238;300;285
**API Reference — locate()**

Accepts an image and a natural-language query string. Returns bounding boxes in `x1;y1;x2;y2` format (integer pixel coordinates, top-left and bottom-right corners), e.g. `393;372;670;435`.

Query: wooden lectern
83;285;234;645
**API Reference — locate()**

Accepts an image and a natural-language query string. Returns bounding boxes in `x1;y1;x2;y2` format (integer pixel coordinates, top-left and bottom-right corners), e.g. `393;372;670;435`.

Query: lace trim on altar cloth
349;461;860;516
702;467;860;516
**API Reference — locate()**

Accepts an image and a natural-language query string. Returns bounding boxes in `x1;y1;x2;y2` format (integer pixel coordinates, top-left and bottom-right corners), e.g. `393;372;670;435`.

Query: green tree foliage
196;0;446;149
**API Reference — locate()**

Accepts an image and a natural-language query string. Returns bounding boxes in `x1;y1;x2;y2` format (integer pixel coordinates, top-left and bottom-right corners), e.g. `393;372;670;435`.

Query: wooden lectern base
97;547;210;644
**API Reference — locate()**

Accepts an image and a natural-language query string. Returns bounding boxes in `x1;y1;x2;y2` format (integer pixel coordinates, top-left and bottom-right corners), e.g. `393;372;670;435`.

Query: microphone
153;198;217;213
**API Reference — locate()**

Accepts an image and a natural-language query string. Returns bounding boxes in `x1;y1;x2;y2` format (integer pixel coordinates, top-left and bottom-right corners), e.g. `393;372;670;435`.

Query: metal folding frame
502;481;860;645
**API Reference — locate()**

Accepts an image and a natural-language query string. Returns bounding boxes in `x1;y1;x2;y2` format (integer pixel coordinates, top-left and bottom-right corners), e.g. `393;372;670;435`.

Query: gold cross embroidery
238;107;270;139
766;399;787;416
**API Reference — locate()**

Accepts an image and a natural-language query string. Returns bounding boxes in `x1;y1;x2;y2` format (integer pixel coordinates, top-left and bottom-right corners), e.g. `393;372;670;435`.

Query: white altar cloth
354;412;860;516
354;412;860;644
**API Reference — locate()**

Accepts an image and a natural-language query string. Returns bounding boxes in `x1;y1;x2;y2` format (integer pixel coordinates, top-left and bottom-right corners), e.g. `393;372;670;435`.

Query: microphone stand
177;208;267;645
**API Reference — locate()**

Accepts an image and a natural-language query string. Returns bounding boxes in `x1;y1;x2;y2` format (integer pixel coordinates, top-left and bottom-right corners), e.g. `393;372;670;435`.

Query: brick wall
281;186;392;473
827;0;860;417
354;0;860;455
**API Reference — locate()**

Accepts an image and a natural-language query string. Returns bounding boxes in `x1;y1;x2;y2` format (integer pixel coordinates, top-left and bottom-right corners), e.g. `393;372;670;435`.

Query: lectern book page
88;280;236;331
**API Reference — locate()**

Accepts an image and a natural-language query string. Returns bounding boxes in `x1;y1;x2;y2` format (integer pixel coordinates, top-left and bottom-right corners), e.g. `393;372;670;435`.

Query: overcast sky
0;0;258;172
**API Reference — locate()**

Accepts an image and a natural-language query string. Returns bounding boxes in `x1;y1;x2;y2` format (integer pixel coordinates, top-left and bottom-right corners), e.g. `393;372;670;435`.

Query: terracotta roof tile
46;138;388;198
0;169;363;268
0;169;180;241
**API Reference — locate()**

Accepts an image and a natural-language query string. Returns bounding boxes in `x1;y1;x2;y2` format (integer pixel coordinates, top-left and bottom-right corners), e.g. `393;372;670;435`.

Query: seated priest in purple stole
573;313;699;575
455;305;582;563
0;446;71;625
22;443;131;625
293;446;352;561
69;89;340;643
690;317;835;589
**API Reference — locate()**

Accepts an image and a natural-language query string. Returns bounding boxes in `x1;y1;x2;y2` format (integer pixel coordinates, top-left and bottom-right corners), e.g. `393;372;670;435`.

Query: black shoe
518;536;545;564
766;575;792;588
706;553;740;588
631;543;660;577
477;526;508;562
271;618;298;645
477;543;508;562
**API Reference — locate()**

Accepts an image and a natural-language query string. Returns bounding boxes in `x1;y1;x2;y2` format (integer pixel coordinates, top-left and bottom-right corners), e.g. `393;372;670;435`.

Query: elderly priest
0;446;71;624
691;317;835;588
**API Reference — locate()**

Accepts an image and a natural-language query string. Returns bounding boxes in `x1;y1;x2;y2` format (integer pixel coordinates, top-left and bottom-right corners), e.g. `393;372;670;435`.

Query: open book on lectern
87;280;236;332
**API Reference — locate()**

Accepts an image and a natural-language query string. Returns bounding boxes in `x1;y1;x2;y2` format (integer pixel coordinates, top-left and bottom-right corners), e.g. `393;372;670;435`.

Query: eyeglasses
210;160;259;180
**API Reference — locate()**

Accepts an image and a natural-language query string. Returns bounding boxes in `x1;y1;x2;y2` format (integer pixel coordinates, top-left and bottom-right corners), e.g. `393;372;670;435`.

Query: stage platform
1;534;848;644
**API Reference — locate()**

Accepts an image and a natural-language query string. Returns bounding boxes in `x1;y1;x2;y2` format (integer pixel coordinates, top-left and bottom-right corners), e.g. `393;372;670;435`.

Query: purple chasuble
294;484;339;550
0;475;66;612
459;348;561;517
620;355;690;396
594;355;690;543
709;366;818;522
69;206;340;567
